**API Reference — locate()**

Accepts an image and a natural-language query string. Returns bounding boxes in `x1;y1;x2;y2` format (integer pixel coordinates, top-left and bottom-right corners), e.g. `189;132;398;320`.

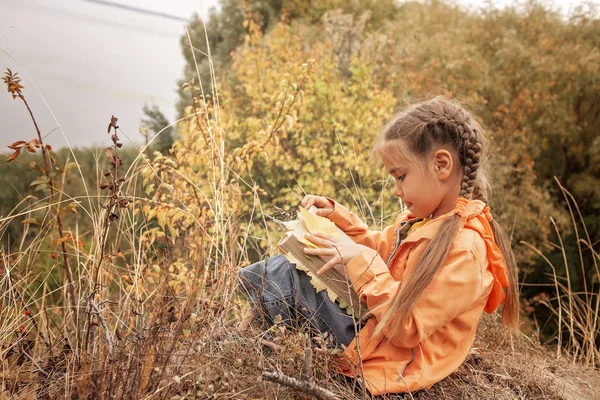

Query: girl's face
382;141;462;219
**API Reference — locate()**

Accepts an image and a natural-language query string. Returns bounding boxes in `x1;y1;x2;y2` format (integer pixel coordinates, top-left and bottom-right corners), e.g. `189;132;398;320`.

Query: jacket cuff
346;248;389;293
325;197;355;231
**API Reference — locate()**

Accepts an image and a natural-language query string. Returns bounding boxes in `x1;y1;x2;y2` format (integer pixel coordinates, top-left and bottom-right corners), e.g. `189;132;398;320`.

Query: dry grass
521;178;600;369
3;212;598;400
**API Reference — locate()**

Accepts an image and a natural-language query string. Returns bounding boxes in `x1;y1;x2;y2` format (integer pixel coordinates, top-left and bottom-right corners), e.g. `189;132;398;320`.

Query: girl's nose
392;183;403;198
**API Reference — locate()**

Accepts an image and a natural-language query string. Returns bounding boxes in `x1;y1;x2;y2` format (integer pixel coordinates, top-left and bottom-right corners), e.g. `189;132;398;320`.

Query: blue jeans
238;254;358;347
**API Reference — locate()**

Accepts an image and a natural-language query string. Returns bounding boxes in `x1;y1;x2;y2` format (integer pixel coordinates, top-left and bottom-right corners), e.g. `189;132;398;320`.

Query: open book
277;207;369;318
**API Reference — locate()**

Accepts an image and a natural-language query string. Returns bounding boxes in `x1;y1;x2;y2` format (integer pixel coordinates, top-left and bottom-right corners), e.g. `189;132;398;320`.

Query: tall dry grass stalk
521;178;599;368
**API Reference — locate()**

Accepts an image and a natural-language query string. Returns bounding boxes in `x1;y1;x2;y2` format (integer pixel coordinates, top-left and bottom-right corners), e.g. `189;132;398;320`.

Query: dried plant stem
19;348;48;378
549;217;576;356
263;330;337;400
261;64;311;148
85;118;126;358
16;92;77;309
94;132;119;286
89;298;113;358
521;179;600;367
89;297;113;400
189;82;211;149
260;338;281;351
301;345;313;383
262;370;341;400
520;240;563;358
554;177;600;367
94;213;112;286
236;308;258;334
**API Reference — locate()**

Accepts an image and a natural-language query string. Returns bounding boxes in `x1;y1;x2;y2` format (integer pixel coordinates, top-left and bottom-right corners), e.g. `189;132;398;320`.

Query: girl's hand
300;195;334;217
303;232;370;275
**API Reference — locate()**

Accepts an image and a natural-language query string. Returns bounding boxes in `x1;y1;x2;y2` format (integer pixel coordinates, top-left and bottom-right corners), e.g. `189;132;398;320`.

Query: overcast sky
0;0;597;150
0;0;219;150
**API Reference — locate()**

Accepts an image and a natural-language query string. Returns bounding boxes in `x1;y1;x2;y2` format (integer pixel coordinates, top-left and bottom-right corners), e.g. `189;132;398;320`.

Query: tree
141;104;174;154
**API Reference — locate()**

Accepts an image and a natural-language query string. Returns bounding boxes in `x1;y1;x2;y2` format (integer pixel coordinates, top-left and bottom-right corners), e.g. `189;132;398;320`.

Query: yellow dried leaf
299;207;338;238
298;235;318;248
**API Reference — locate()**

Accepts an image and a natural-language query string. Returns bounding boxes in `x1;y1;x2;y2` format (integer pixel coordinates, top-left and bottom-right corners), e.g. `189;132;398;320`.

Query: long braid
456;121;481;199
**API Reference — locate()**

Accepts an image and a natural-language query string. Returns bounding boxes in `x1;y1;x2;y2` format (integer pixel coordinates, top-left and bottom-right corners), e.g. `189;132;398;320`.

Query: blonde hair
371;97;519;336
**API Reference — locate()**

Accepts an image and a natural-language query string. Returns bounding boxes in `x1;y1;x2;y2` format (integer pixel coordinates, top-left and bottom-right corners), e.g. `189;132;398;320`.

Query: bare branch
89;298;113;358
262;370;341;400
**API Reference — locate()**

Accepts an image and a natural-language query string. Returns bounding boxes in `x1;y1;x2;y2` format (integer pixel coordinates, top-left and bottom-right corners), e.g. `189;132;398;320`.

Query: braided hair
420;103;486;200
371;97;519;335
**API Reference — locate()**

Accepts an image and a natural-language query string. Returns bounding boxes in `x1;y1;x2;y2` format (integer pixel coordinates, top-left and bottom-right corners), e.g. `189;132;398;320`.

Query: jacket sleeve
346;242;493;349
325;198;397;250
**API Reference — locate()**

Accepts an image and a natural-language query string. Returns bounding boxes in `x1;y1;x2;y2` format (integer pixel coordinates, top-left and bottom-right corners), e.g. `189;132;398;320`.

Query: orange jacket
327;197;509;395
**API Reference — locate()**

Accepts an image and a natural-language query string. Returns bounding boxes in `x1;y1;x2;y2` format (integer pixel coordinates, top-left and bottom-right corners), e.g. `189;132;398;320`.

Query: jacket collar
397;198;487;244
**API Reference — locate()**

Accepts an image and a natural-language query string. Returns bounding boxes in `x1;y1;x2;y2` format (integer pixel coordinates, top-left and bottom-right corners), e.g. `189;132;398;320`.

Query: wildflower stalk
3;69;76;309
84;116;129;359
93;115;124;286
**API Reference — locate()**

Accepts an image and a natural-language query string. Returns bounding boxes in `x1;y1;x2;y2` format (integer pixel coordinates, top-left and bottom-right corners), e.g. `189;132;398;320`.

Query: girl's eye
396;174;405;181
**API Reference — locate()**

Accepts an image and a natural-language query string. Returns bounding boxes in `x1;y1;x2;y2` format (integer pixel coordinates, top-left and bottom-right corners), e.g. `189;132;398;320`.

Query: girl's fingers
317;259;339;275
302;195;320;209
303;247;335;257
312;232;336;242
301;195;329;211
301;195;310;208
302;246;343;275
305;233;334;248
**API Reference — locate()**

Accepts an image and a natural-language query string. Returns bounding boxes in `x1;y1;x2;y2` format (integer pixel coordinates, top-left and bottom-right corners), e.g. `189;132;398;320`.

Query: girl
238;97;519;395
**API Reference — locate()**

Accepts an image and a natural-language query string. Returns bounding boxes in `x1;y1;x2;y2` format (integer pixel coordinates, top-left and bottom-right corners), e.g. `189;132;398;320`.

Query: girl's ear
433;149;453;181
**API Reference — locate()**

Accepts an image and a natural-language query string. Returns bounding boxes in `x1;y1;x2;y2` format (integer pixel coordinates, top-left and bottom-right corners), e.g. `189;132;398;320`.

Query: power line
80;0;190;22
4;0;188;37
